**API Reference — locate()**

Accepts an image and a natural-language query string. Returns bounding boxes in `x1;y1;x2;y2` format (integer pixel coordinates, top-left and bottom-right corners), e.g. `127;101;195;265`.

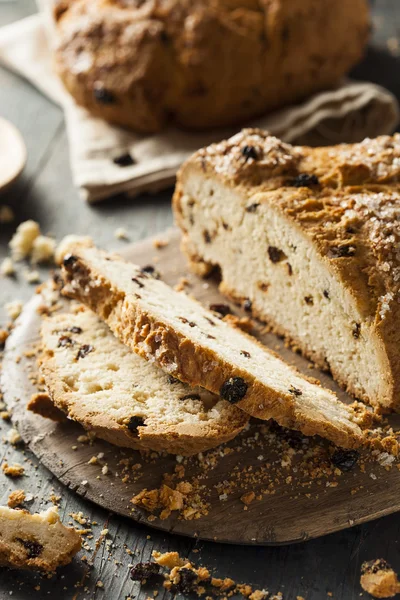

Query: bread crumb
0;205;15;224
4;300;23;320
114;227;129;240
30;235;56;264
5;428;22;445
240;491;255;506
7;489;26;508
2;462;25;477
361;560;400;598
153;238;168;249
0;329;9;347
9;220;40;261
23;269;41;284
1;257;15;277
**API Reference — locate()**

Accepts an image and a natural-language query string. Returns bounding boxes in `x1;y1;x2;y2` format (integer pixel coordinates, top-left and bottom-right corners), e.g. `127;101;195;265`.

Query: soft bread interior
177;174;391;407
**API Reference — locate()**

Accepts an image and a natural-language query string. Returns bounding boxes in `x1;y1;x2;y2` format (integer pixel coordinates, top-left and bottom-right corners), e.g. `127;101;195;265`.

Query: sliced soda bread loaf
173;129;400;410
40;306;248;455
0;506;81;571
61;243;364;449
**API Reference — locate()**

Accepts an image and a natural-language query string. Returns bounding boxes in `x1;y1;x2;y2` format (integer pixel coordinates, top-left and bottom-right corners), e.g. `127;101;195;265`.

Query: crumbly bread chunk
39;306;247;455
53;0;369;133
360;560;400;598
174;129;400;410
0;506;81;571
61;244;364;448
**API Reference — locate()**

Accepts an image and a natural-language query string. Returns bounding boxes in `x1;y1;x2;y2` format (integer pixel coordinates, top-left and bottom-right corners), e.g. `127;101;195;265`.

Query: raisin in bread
0;506;81;571
39;305;247;455
53;0;369;133
60;243;364;448
173;129;400;411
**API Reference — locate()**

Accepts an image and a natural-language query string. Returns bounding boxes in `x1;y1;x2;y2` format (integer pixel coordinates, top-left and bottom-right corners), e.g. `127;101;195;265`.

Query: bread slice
39;305;248;456
60;243;364;449
173;129;400;411
0;506;81;571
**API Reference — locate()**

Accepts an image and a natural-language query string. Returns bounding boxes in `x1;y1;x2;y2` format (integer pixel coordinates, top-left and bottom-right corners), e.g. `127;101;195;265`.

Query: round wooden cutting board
2;230;400;546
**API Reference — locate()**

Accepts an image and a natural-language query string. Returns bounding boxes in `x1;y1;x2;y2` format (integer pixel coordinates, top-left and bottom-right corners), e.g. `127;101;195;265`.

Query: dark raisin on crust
240;350;251;358
268;246;286;263
140;265;160;279
243;299;252;312
287;173;319;187
288;386;303;396
258;282;269;292
93;83;116;104
353;323;361;339
328;245;356;258
127;416;145;434
16;539;43;559
205;317;217;326
220;377;248;403
130;561;160;581
245;203;260;213
132;277;144;288
63;254;77;268
361;559;391;575
76;344;94;359
209;303;232;317
113;153;136;167
323;290;330;300
176;568;198;593
331;449;359;472
304;296;314;305
241;145;259;161
58;335;75;348
180;394;201;401
168;375;179;384
179;317;196;327
207;334;216;339
67;326;82;334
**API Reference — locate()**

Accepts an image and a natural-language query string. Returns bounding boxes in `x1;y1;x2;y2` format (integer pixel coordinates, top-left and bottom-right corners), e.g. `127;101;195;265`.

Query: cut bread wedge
39;305;248;456
173;129;400;410
0;506;81;571
61;243;365;449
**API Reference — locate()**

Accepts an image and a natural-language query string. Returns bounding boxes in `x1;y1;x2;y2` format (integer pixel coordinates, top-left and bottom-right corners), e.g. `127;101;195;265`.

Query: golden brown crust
60;245;364;448
174;129;400;409
53;0;369;132
27;392;67;422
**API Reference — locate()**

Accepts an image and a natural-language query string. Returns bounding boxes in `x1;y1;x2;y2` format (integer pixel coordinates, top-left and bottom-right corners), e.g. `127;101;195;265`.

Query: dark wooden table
1;1;400;598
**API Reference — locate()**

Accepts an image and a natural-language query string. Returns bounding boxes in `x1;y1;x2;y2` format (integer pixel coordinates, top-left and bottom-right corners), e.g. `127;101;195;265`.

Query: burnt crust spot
93;83;116;105
287;173;319;188
209;303;231;317
113;152;135;167
127;416;145;434
331;449;359;472
220;377;248;403
328;245;356;258
289;386;303;396
130;561;160;581
63;254;77;268
76;344;94;359
245;203;260;213
243;299;252;312
16;539;43;559
268;246;286;263
241;145;259;162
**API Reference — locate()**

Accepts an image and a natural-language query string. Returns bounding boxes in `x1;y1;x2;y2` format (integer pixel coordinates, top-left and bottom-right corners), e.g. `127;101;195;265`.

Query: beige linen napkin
0;11;398;203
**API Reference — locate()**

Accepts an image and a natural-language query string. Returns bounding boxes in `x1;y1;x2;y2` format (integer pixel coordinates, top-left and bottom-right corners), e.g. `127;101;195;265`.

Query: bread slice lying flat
0;506;81;571
61;244;364;449
40;305;248;455
174;129;400;411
